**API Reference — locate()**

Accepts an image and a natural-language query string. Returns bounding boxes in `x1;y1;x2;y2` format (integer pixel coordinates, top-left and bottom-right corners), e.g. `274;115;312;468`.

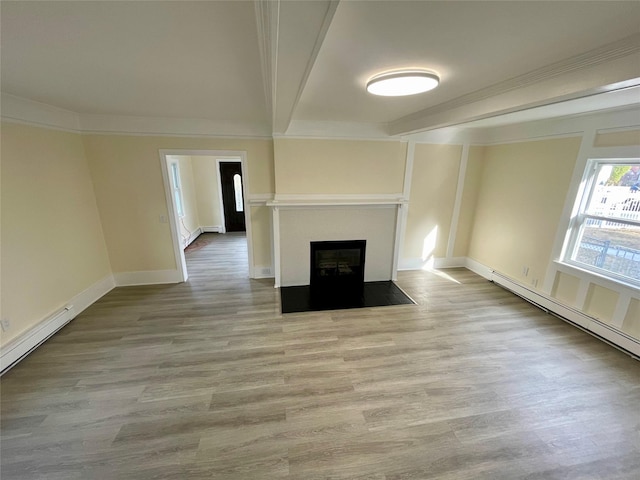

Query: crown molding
281;119;395;140
390;33;640;136
3;79;639;145
78;114;271;138
469;105;640;146
1;93;273;139
405;88;640;145
1;92;82;132
407;34;640;121
0;92;390;140
596;125;640;135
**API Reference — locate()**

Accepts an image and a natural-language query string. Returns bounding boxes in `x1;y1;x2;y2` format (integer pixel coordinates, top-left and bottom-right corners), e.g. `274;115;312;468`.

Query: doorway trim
159;149;254;281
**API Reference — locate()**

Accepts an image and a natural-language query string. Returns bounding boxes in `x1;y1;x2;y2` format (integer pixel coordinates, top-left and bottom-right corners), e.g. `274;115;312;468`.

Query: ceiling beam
255;0;339;135
273;0;339;134
388;34;640;136
254;0;279;128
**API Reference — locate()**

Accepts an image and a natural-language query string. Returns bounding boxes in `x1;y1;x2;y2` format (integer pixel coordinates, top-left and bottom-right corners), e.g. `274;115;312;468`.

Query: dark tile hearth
280;280;415;314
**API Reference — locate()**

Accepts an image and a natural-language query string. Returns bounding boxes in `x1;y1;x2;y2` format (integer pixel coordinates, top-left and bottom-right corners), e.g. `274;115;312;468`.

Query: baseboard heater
1;305;76;375
489;270;640;361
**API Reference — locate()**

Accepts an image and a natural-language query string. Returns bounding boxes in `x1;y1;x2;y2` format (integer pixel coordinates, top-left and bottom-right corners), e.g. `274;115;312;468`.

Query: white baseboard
464;257;494;280
183;226;224;250
71;274;116;315
398;257;466;271
114;269;182;286
253;266;274;279
1;274;115;374
465;258;640;358
433;257;466;269
398;258;425;271
183;227;202;248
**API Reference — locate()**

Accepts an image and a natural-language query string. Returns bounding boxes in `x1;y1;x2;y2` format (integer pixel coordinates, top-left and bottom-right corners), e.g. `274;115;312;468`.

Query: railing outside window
564;161;640;286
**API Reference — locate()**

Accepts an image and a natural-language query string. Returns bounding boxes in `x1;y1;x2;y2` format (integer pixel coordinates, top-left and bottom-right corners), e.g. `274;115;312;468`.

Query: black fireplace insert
279;238;414;314
310;240;366;291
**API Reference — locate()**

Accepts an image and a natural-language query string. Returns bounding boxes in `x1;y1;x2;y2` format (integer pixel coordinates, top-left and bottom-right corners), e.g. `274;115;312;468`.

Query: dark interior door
219;162;246;232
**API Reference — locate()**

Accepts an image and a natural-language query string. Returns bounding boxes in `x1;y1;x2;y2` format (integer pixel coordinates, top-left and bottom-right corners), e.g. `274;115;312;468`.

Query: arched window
233;173;244;212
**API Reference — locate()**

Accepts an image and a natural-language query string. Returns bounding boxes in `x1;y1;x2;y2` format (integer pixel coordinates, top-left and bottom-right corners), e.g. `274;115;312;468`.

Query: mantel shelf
266;196;407;208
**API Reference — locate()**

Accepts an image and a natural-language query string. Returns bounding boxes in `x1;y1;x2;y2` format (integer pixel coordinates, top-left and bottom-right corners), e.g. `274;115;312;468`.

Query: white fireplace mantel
267;193;408;208
268;194;407;288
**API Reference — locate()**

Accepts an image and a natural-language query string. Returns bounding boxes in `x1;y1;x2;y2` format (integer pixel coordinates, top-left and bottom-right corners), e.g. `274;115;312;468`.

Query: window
171;163;185;218
563;159;640;286
233;173;244;212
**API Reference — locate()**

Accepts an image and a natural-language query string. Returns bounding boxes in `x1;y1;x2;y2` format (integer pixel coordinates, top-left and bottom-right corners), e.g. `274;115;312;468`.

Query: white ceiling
1;2;267;123
2;1;639;138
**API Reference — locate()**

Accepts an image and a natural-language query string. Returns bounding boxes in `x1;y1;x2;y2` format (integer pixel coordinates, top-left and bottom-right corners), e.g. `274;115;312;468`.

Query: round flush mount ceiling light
366;70;439;96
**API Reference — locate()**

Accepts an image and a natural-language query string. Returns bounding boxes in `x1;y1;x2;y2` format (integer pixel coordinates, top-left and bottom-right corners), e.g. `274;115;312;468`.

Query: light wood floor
2;233;639;479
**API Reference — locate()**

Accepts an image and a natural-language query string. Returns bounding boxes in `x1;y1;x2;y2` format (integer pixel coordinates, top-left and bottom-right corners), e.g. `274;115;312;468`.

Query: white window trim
170;162;185;218
561;157;640;289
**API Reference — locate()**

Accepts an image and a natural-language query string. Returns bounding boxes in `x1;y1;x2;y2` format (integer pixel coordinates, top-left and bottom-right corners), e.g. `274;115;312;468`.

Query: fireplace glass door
310;240;366;291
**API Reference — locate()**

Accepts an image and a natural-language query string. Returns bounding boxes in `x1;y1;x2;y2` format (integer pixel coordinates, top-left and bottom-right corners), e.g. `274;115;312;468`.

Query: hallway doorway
159;149;254;282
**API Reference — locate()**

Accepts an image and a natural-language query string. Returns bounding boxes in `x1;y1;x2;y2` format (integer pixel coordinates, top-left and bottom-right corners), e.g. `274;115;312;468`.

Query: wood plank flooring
2;233;639;479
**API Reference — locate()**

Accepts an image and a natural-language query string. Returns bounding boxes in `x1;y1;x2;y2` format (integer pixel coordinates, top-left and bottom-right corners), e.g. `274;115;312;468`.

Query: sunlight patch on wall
417;224;461;283
421;225;438;263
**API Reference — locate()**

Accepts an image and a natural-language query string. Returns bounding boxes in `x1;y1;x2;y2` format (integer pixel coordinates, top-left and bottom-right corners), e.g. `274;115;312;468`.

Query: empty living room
1;1;639;479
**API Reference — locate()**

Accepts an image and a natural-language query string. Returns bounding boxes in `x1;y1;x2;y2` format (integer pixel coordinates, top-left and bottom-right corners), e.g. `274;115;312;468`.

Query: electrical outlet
532;279;539;288
1;319;10;332
522;266;529;277
159;215;168;223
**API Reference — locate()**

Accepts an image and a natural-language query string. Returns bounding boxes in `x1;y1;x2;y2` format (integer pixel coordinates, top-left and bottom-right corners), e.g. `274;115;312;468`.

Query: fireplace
310;240;366;291
274;202;414;313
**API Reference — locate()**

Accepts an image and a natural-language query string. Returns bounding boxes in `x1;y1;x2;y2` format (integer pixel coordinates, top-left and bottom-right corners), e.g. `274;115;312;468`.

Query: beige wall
191;156;222;228
273;138;406;195
5;117;637;349
82;134;274;274
403;144;462;262
466;137;582;285
594;129;640;147
250;206;272;268
462;131;638;341
544;129;639;332
169;156;201;245
453;146;484;257
1;123;112;346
